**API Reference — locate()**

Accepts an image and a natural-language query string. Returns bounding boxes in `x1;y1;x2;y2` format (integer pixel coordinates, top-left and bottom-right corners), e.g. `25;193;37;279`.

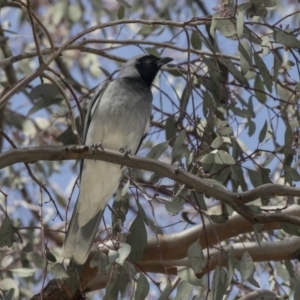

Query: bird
62;54;173;264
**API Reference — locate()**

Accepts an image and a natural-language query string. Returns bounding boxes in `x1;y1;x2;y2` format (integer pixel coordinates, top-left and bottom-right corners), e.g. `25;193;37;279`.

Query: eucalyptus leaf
177;266;202;286
51;263;69;280
134;273;149;300
175;280;194;300
254;52;272;93
187;241;206;274
0;216;14;248
239;252;254;281
215;150;236;165
212;267;227;300
191;31;201;49
274;30;300;48
127;214;147;261
146;142;168;159
258;120;268;143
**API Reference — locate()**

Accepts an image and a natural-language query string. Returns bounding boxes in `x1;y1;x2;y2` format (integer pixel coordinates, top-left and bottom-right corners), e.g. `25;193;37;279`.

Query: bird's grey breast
86;78;152;151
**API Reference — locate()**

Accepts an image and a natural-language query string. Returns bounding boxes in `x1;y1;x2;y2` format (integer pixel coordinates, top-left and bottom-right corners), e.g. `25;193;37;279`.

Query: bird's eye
145;58;152;64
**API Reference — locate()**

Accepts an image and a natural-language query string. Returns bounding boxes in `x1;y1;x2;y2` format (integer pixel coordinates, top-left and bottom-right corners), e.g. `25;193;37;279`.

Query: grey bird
62;54;173;264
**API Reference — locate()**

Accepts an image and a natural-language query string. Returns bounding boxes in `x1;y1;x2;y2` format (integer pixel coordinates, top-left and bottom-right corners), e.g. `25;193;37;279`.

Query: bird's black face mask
135;54;173;86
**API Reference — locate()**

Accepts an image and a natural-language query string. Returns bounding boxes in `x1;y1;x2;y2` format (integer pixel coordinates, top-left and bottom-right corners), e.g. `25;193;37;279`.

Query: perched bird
62;54;173;264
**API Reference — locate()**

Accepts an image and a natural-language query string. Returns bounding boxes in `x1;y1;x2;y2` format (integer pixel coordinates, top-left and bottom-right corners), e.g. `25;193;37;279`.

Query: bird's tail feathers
73;210;103;264
62;201;104;264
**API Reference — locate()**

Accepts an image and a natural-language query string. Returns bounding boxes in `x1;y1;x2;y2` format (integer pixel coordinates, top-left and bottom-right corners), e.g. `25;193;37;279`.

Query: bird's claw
91;143;104;154
119;147;131;157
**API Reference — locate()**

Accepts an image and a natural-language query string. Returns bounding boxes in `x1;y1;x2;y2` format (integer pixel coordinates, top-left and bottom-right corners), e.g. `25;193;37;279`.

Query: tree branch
1;145;300;226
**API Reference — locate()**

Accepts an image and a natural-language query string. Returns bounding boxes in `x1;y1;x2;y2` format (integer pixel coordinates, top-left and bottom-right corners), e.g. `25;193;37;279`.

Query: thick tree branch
142;204;300;261
1;145;300;225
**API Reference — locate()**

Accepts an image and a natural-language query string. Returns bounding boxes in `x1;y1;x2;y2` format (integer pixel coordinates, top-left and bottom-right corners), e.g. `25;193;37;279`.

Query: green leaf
254;75;266;103
135;273;149;300
68;3;82;22
157;282;172;300
218;126;233;136
0;278;19;299
215;18;237;38
215;150;236;165
0;216;14;247
258;120;268;143
226;247;235;287
26;252;46;269
45;247;56;262
245;3;267;18
191;31;202;49
51;263;69;280
210;213;229;223
273;30;300;48
28;83;63;115
212;267;227;300
175;280;194;300
112;191;129;228
282;222;300;238
104;264;130;300
194;192;207;210
246;118;256;137
55;116;83;144
200;153;215;164
236;10;244;38
254;52;272;93
177;266;202;286
211;136;223;149
117;5;125;19
89;251;109;272
182;212;196;225
239;252;254;281
172;130;189;163
179;80;192;121
116;0;132;9
230;106;253;118
149;172;162;184
187;241;206;274
9;268;36;277
145;47;160;57
218;58;249;86
165;192;185;216
121;180;130;196
238;39;252;74
253;223;263;248
165;115;177;146
127;214;147;261
146;142;168;159
284;166;300;184
238;3;252;11
248;169;263;187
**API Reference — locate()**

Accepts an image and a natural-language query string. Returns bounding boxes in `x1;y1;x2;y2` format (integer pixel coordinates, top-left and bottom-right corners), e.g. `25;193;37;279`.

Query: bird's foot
119;147;131;158
91;143;104;154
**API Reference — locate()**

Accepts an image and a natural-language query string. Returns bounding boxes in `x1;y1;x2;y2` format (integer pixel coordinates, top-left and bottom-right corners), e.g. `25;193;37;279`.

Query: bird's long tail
62;202;104;264
62;160;123;264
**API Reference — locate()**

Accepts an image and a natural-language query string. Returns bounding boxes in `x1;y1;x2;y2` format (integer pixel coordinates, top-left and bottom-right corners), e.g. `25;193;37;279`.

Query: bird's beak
157;57;173;67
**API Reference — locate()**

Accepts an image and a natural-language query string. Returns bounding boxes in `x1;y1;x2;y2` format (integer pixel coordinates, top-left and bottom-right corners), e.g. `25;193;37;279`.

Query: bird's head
118;54;173;86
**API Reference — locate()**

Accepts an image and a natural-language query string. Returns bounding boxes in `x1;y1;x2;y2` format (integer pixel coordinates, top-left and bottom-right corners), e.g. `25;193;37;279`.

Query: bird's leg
119;147;131;168
119;146;131;158
90;143;104;154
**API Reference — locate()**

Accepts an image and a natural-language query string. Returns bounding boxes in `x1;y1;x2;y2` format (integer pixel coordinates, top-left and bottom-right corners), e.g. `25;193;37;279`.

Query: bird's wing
134;117;151;154
83;80;110;143
62;81;110;261
79;80;110;176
